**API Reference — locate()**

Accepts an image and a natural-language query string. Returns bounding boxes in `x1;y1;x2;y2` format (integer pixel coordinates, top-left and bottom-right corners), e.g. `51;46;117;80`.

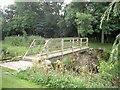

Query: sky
0;0;72;7
0;0;14;7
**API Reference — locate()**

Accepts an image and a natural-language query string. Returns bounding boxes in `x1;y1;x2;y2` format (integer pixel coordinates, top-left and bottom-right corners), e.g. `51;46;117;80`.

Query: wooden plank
24;47;89;61
48;47;89;59
23;39;36;59
61;39;64;58
86;38;88;46
72;38;74;46
80;38;82;48
24;37;89;61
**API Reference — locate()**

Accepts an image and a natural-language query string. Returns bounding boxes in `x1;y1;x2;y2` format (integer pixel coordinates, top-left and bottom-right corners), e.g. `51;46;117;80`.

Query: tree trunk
101;30;104;44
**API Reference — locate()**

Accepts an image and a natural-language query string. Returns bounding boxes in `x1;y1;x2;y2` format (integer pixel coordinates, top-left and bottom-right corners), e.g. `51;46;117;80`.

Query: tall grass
3;35;45;46
1;36;45;61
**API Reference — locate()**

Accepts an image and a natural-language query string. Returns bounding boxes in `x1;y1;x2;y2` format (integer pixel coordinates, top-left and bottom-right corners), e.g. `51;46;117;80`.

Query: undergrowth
1;35;45;61
15;35;120;88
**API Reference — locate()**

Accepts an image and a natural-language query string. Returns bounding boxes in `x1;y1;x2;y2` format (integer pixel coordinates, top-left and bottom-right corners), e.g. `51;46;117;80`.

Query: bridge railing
39;37;89;56
23;37;89;60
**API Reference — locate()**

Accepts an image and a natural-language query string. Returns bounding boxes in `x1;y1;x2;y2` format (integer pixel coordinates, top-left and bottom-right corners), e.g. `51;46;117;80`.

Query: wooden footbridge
23;37;89;62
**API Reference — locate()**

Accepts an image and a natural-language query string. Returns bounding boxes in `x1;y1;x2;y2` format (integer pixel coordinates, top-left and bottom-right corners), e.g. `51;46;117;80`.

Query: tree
2;2;64;37
75;12;93;37
64;2;88;37
100;0;120;43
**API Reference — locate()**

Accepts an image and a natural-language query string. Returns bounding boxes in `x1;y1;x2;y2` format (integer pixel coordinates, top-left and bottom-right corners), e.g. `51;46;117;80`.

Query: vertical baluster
72;38;74;54
72;38;74;48
80;38;82;48
86;38;88;47
61;39;64;58
77;38;79;46
23;39;36;59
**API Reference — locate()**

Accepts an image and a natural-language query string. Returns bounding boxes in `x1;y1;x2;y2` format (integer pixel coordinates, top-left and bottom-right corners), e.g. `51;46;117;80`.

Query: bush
4;35;45;47
27;35;45;45
15;66;115;88
1;35;45;61
62;56;72;69
16;69;86;88
4;36;25;46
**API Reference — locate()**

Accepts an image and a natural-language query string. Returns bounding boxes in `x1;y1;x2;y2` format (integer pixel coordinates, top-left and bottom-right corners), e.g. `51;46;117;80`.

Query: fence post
61;39;64;58
72;38;74;54
37;39;50;61
80;38;82;48
86;38;88;47
72;38;74;48
46;42;49;60
23;39;36;59
77;38;79;46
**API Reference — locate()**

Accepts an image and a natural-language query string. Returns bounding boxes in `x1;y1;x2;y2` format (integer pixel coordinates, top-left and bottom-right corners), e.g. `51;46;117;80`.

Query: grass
2;74;45;88
1;36;113;61
2;43;27;56
0;67;46;88
1;42;43;61
89;42;113;52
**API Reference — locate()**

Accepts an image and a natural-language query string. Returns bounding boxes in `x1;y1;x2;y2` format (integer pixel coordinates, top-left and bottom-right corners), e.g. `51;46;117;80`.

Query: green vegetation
1;67;46;88
1;2;119;43
1;36;45;61
89;42;113;52
2;74;45;88
15;35;119;88
16;67;112;88
75;12;93;37
0;0;119;88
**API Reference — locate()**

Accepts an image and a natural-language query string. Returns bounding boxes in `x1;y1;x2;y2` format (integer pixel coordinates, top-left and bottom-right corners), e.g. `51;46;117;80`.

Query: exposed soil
60;48;109;74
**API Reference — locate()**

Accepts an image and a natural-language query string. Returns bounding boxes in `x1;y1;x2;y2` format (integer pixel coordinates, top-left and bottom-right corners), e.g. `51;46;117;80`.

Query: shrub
4;35;45;47
16;69;86;88
15;66;115;88
1;36;45;61
62;56;72;69
26;35;45;45
4;36;25;46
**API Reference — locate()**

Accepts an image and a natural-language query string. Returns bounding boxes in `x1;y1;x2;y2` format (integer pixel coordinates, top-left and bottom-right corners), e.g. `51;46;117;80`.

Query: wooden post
23;39;36;59
37;39;50;61
86;38;88;47
72;38;74;54
77;38;79;46
80;38;82;48
46;42;49;60
72;38;74;48
70;39;72;48
61;39;64;58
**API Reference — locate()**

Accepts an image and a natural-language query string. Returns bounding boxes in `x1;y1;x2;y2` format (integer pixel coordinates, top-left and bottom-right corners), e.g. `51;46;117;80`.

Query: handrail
23;39;36;59
40;37;88;58
23;37;88;60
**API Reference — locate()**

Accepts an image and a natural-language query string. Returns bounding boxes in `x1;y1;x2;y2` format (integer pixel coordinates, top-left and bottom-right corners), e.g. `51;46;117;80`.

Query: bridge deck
24;47;89;61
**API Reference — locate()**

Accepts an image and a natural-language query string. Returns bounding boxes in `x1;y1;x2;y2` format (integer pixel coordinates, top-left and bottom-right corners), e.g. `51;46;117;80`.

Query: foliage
1;67;45;88
1;44;27;61
62;56;72;67
109;34;120;62
1;36;45;61
2;2;63;38
75;12;94;37
16;64;116;88
98;34;120;87
89;42;113;52
3;35;45;46
100;0;120;29
1;2;119;42
15;36;119;88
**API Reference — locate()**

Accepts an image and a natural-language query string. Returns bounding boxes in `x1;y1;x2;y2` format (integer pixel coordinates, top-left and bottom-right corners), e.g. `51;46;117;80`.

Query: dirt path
0;60;32;70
